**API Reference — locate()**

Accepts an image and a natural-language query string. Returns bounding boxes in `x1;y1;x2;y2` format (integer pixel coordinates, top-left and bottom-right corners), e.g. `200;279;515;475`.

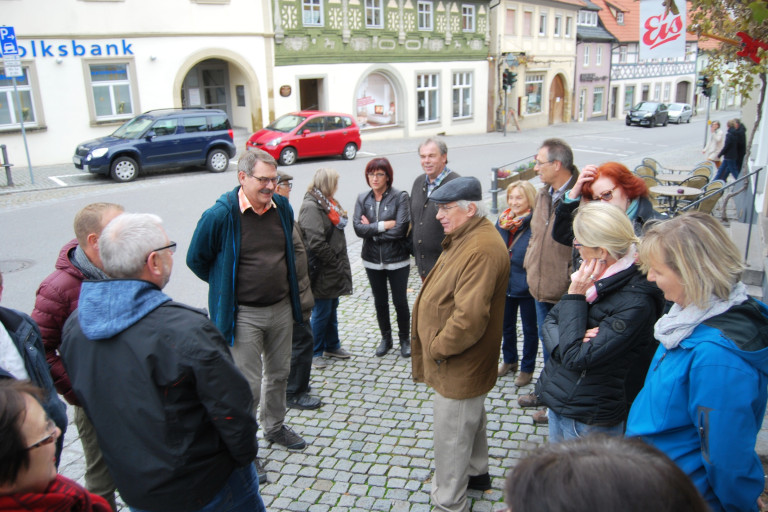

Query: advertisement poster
639;0;686;61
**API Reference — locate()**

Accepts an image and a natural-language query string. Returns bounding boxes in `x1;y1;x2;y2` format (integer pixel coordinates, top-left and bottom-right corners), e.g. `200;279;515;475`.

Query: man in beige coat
411;177;509;512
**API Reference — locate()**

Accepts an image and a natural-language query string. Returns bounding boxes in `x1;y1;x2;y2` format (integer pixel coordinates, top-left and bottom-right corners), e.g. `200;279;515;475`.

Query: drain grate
0;259;34;274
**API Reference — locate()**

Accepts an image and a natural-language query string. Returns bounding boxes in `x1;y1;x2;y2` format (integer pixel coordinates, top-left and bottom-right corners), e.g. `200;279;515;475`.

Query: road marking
49;176;68;186
357;151;376;157
49;173;94;187
574;148;631;157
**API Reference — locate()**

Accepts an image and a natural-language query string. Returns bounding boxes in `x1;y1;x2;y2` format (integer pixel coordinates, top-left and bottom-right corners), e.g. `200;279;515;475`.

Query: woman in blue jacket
495;181;538;386
628;212;768;512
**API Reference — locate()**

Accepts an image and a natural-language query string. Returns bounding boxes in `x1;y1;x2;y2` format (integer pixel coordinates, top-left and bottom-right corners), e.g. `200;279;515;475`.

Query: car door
136;118;180;168
322;116;348;155
177;115;210;164
659;104;669;124
294;116;327;157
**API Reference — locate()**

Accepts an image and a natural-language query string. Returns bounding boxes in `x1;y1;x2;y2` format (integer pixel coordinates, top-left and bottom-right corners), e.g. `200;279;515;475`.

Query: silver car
667;103;693;124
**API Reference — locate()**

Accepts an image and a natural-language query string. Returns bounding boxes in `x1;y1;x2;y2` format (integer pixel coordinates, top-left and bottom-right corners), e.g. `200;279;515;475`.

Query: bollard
1;145;13;187
490;167;499;215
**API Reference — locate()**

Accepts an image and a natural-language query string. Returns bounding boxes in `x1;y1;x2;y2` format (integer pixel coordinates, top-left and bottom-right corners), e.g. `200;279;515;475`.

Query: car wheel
687;117;691;123
663;117;668;126
626;118;631;126
342;143;358;160
110;156;139;183
206;148;230;173
647;119;654;128
279;147;297;166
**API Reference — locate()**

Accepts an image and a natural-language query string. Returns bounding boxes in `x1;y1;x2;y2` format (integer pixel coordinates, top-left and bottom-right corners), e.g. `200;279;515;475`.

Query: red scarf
0;475;111;512
498;208;531;247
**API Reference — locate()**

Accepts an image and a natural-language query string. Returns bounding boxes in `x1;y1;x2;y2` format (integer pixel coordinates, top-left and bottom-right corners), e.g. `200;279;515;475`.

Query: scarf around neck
71;245;109;281
309;187;348;230
498;208;531;240
584;244;638;303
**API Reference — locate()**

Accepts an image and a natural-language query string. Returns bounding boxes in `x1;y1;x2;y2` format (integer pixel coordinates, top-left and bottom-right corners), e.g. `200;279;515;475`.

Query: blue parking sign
0;26;19;56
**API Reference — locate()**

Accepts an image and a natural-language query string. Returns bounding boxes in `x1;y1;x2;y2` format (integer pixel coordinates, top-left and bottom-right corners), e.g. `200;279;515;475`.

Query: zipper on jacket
652;351;667;371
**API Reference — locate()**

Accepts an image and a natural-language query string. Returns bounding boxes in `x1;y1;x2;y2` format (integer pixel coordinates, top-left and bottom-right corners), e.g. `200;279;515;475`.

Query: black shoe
468;472;491;491
400;338;411;358
265;425;307;451
287;393;322;410
375;335;393;357
255;458;267;485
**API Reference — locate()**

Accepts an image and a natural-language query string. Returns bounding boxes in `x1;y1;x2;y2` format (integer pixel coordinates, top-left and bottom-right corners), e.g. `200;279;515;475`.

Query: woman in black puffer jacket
353;158;412;358
537;202;664;442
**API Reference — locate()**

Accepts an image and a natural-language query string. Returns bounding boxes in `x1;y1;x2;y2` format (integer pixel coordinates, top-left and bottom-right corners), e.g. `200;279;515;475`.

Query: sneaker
515;371;533;387
467;472;492;491
287;393;322;410
312;356;327;369
254;458;267;485
265;425;307;451
518;392;542;408
498;362;518;377
532;408;549;424
324;347;351;359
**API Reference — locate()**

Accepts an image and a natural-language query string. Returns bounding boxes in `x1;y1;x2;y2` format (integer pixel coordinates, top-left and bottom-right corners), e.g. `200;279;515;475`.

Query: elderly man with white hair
411;177;510;512
61;213;264;512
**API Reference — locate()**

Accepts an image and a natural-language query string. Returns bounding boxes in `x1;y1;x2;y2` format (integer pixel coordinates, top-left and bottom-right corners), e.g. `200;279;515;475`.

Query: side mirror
302;129;311;136
146;131;156;141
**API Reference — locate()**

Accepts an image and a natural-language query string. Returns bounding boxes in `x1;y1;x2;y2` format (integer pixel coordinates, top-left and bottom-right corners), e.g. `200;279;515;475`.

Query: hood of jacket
77;280;171;340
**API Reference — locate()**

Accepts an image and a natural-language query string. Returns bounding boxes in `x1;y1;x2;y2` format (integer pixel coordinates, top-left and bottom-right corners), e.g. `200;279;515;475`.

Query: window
584;45;590;66
525;74;543;114
593;87;604;114
654;83;661;100
523;11;533;36
417;73;439;123
452;72;472;119
565;16;572;37
302;0;323;26
505;8;516;35
596;45;602;66
624;86;635;111
663;82;671;102
554;15;562;36
539;13;547;36
87;61;137;121
418;1;433;30
617;12;624;24
183;116;208;133
578;10;597;26
462;5;475;32
0;66;40;129
365;0;383;28
151;118;178;137
619;45;628;63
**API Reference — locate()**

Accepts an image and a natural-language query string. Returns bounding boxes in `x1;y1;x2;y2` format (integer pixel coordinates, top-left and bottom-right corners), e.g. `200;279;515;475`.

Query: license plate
72;156;81;165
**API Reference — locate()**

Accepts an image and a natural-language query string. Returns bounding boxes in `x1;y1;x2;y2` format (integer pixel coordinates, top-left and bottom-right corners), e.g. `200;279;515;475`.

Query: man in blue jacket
187;149;308;484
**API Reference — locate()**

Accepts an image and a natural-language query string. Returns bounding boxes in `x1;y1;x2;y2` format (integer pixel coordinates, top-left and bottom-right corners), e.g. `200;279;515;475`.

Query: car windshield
634;102;659;112
267;114;308;133
112;116;154;139
668;104;684;111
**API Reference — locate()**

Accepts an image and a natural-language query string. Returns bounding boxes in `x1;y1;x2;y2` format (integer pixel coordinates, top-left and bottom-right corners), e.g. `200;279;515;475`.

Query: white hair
456;200;489;218
99;213;166;278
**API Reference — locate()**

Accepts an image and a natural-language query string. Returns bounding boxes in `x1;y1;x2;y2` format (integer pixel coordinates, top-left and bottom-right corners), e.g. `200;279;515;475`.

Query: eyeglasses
277;181;293;189
573;238;583;249
26;418;58;451
436;204;460;212
367;172;387;179
534;159;553;166
250;176;280;185
592;187;616;202
146;241;177;262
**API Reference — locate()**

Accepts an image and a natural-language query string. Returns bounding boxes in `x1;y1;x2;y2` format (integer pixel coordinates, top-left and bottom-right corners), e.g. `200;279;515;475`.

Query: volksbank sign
15;40;134;58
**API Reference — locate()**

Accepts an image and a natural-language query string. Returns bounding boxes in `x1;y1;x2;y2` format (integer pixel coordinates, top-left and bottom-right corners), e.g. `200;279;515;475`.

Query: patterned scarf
309;187;348;230
498;208;531;246
0;474;112;512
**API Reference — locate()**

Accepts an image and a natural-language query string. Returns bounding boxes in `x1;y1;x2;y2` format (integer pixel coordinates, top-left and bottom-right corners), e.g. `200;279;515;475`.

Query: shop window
452;72;472;119
417;73;439;123
525;74;543;114
85;60;138;122
356;72;398;128
0;65;41;130
593;87;604;114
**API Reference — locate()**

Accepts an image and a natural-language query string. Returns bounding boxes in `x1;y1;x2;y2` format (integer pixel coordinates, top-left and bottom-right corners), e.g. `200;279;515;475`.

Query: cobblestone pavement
58;235;546;511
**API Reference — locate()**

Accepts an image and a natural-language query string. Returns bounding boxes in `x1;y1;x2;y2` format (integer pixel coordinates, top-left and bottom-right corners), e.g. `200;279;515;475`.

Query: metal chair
695;180;725;214
642;157;663;173
679;175;708;190
641;175;668;213
692;165;712;181
634;164;656;178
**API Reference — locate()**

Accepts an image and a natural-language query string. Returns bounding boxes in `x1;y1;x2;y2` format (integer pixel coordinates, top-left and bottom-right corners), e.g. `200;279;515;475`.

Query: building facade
573;0;615;122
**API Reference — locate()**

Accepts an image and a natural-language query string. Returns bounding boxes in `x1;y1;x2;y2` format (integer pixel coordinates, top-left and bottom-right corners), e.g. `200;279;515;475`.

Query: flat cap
428;176;482;203
276;171;293;184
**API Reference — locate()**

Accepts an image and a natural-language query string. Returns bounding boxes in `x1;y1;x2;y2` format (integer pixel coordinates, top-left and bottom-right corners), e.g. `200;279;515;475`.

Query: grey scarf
71;245;109;281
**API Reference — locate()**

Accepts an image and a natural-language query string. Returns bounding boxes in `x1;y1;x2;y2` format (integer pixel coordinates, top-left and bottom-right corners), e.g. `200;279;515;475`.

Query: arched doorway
182;59;231;116
549;75;565;124
355;70;403;130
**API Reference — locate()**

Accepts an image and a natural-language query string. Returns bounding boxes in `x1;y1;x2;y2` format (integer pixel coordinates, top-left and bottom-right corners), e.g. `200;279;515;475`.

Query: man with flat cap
411;176;509;511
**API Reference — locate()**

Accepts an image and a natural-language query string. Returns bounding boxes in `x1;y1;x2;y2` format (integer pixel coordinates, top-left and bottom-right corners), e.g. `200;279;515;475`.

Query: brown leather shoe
532;408;549;424
515;371;533;387
497;362;518;377
517;393;542;408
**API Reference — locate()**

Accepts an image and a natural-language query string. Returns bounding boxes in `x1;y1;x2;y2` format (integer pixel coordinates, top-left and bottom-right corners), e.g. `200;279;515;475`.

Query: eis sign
639;0;686;60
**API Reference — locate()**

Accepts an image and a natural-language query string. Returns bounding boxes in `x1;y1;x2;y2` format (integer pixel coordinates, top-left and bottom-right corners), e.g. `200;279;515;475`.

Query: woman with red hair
552;162;664;246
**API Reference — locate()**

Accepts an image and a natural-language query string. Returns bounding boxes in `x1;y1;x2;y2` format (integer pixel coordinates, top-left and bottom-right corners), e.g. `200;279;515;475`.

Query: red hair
365;157;394;188
582;162;648;200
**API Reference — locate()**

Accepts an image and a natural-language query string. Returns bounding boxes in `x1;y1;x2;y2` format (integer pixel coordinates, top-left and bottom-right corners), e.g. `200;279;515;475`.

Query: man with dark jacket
62;213;264;512
715;119;747;182
31;202;123;510
412;177;509;512
187;150;308;484
410;138;460;281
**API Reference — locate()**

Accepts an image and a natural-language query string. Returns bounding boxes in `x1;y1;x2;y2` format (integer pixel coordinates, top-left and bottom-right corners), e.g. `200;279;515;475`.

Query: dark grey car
625;102;669;128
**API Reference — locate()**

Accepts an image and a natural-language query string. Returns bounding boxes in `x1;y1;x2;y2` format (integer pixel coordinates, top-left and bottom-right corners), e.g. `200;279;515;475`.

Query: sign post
1;26;34;183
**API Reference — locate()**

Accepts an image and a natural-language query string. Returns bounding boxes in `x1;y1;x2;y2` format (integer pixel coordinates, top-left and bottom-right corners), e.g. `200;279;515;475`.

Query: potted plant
496;168;518;189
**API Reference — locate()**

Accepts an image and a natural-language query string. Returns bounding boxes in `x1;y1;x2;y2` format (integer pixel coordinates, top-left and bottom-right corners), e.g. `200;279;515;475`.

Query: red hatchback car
246;111;362;166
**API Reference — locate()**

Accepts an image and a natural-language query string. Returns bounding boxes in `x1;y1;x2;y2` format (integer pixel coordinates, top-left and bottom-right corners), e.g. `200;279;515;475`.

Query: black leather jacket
353;187;411;265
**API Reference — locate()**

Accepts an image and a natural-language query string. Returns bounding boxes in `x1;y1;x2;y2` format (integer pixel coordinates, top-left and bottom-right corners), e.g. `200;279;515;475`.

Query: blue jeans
129;463;265;512
715;159;739;182
534;300;555;363
311;298;341;357
547;410;625;443
502;296;539;373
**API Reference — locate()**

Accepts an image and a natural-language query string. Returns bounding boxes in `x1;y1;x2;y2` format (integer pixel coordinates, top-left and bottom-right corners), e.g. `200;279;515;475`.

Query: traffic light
502;70;518;90
698;75;711;97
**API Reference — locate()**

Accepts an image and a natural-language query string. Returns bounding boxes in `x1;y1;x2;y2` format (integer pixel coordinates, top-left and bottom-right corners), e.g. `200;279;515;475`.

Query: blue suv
73;109;237;182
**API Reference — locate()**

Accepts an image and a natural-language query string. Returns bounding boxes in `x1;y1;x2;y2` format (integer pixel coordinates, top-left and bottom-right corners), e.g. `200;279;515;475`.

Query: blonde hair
638;212;743;308
73;203;124;247
573;202;638;260
506;181;536;211
308;167;339;198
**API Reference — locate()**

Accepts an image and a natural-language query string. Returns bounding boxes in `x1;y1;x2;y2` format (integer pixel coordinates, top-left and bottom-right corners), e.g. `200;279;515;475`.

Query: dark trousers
286;321;314;399
535;300;555;363
365;266;411;339
715;159;740;182
502;295;539;373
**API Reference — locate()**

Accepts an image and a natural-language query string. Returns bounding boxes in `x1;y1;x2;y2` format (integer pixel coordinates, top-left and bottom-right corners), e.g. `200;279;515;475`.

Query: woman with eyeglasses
298;168;354;368
0;380;111;510
552;161;665;248
353;158;412;358
536;202;664;442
